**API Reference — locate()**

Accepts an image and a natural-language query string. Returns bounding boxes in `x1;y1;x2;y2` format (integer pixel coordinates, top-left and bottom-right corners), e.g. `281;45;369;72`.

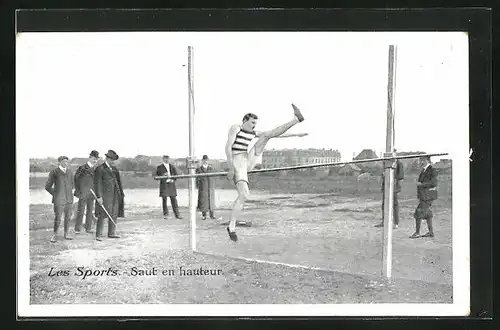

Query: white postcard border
17;31;470;317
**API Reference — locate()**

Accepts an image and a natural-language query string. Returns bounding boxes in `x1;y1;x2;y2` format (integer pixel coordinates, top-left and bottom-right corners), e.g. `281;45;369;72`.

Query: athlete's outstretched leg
252;104;305;156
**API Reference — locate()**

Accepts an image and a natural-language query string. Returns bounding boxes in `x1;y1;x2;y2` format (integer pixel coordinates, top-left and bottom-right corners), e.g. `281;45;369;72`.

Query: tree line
29;158;186;174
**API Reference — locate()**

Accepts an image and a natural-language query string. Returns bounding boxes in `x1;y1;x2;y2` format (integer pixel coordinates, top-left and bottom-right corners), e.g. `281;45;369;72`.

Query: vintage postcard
17;30;470;317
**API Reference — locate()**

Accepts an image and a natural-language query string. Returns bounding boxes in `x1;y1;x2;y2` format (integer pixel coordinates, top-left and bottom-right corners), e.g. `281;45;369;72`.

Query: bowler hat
162;155;170;159
57;156;68;162
202;155;208;160
105;150;119;160
90;150;99;158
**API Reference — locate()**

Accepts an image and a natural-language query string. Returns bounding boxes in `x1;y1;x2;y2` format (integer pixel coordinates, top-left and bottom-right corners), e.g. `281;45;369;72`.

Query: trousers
414;200;434;233
53;203;72;234
162;196;180;217
96;194;119;237
75;197;94;232
202;210;215;218
382;192;400;225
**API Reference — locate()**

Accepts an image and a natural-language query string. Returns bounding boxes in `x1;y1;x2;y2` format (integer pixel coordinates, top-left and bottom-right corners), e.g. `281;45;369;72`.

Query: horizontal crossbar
154;152;448;180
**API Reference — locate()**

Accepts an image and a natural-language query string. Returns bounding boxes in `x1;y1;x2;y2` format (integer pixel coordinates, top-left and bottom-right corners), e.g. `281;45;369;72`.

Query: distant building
149;156;163;165
433;159;452;174
205;159;222;170
149;156;186;167
70;157;89;165
394;151;427;174
219;160;229;170
261;148;341;169
172;158;187;168
149;156;226;170
135;155;151;163
148;156;184;167
30;157;57;165
337;163;362;176
353;149;378;160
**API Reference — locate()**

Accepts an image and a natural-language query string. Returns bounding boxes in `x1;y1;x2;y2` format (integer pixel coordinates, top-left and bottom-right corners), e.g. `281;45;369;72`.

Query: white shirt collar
105;161;111;168
59;165;67;173
87;161;93;167
424;163;431;171
164;163;171;175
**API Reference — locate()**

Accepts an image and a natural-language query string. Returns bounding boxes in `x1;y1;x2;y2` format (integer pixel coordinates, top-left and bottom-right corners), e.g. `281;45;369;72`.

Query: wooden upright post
188;46;197;251
382;45;397;279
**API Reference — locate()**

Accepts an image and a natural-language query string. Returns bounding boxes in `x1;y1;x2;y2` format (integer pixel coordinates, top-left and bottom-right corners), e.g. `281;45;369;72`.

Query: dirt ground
28;190;452;305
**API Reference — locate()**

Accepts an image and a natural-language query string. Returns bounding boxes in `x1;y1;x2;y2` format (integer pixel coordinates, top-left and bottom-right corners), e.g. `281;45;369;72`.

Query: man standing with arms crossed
73;150;100;234
225;104;308;242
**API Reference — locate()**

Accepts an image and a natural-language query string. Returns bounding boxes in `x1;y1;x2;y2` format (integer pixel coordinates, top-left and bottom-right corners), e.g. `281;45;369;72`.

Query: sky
16;31;469;162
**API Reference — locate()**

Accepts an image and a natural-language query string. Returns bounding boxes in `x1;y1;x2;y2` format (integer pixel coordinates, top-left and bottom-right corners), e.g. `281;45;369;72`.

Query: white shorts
232;151;261;184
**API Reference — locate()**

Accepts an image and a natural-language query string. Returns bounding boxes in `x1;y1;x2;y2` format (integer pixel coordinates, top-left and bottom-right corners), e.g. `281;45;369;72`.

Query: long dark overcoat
93;163;125;218
196;165;216;212
156;163;178;197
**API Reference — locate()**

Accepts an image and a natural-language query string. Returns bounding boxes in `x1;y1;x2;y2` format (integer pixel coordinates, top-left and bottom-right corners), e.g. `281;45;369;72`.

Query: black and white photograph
17;29;471;317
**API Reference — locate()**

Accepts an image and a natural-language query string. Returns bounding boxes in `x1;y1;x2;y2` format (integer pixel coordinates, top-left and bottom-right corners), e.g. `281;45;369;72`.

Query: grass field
27;172;453;305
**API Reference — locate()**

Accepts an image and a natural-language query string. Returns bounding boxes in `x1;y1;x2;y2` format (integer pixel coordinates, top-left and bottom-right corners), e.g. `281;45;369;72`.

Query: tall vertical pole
382;45;397;279
188;46;196;251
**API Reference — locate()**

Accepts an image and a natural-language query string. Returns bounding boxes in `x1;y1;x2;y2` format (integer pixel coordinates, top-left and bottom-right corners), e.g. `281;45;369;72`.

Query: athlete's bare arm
254;130;308;138
225;125;241;177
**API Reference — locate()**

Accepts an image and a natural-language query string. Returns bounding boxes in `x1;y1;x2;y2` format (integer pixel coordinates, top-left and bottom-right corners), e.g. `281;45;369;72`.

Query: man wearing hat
196;155;217;220
73;150;100;234
410;155;438;239
93;150;124;241
156;155;182;219
45;156;75;243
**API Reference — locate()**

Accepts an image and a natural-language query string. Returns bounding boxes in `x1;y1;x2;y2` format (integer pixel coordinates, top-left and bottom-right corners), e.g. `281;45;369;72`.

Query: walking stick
90;189;117;226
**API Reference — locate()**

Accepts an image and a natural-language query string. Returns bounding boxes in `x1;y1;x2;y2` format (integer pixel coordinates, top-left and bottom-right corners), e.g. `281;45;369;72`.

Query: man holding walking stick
93;150;124;241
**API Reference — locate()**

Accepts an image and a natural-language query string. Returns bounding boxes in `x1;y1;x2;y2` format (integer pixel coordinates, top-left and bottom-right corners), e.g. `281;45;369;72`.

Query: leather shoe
409;232;421;239
108;235;120;238
227;227;238;242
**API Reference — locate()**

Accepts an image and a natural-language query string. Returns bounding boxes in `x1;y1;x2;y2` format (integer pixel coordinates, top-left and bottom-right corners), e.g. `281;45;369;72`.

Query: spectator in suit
410;155;438;238
45;156;74;243
156;155;182;219
375;155;404;229
73;150;99;234
94;150;124;241
196;155;217;220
